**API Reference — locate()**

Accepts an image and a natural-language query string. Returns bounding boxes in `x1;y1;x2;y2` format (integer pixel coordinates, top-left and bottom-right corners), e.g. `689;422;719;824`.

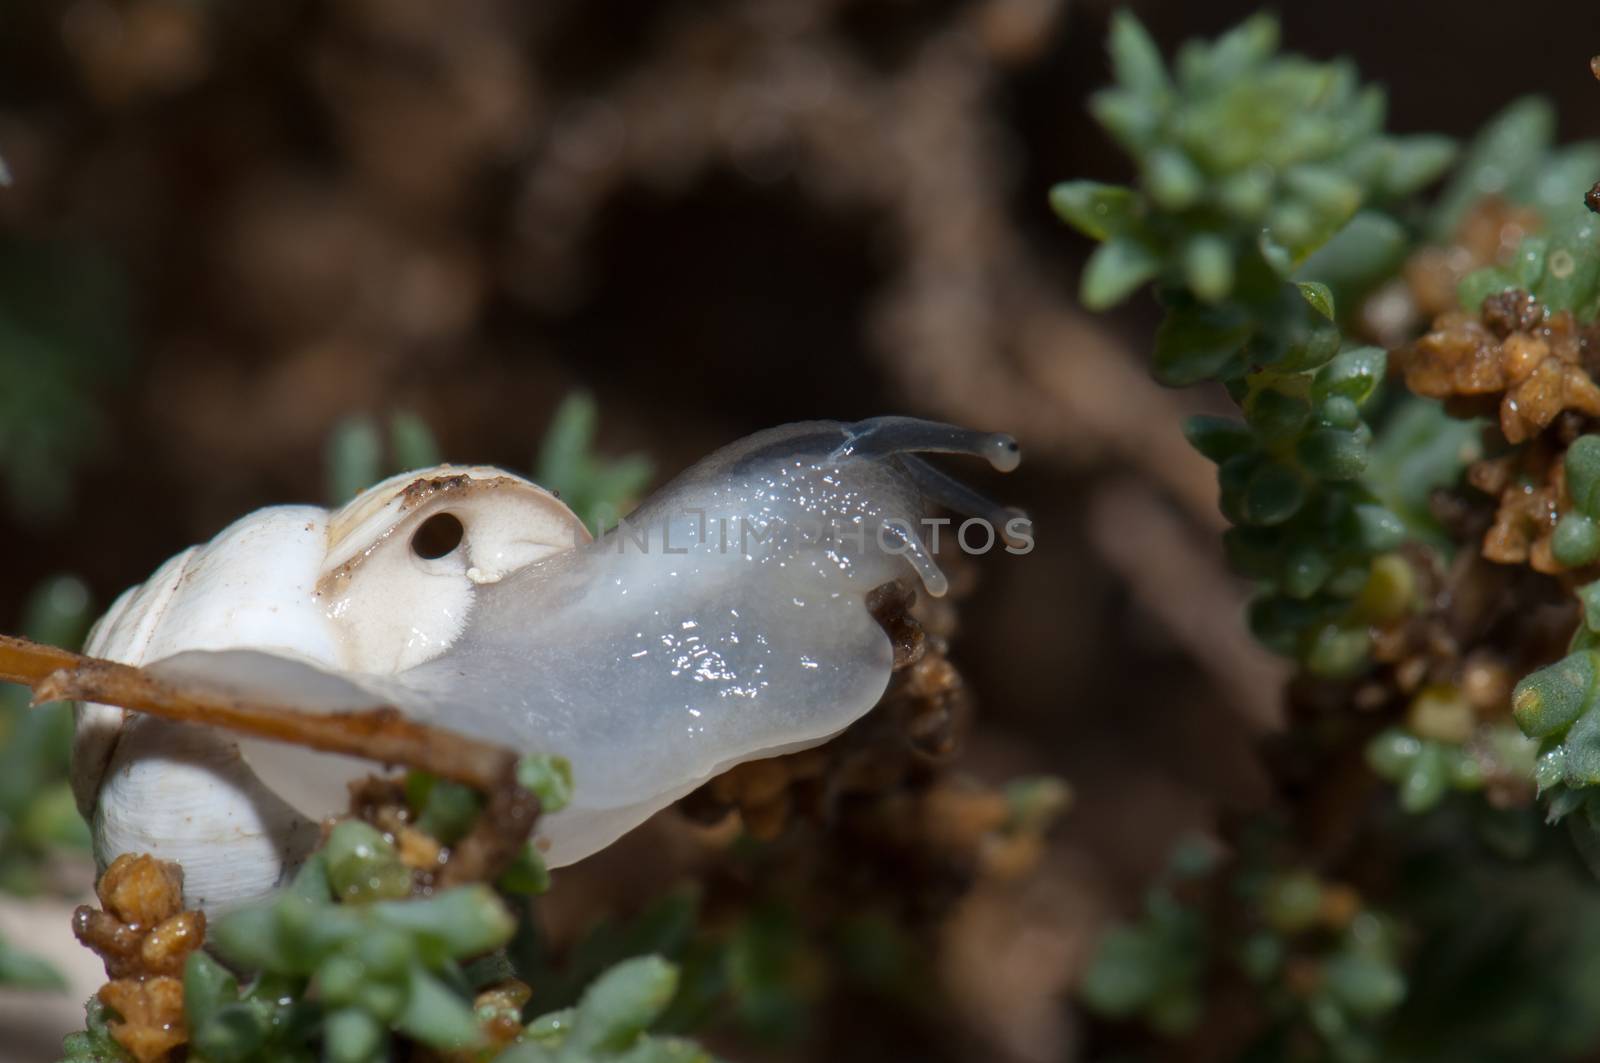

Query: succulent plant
1051;11;1453;314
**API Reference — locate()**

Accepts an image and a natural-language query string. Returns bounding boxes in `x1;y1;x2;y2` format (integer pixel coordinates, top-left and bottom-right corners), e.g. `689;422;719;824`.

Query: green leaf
1565;706;1600;786
566;955;681;1056
1080;926;1165;1015
1312;346;1387;406
183;950;240;1028
1296;281;1336;321
1152;304;1252;386
397;966;485;1050
498;844;552;896
389;410;441;470
1431;96;1554;238
326;1006;386;1063
327;415;384;505
1242;463;1306;526
1298;428;1367;481
517;753;575;813
1183;234;1234;302
1107;10;1169;96
1080;236;1161;310
1182;416;1254;463
1048;181;1139;240
325;820;413;904
1554;515;1600;569
1569;436;1600;515
1380;134;1456;197
1346;504;1405;553
410;773;484;847
190;1003;269;1062
1146;148;1204;211
372;886;517;960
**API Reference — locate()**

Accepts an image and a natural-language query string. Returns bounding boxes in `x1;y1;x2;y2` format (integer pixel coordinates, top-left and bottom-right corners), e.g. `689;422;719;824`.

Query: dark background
0;1;1597;1059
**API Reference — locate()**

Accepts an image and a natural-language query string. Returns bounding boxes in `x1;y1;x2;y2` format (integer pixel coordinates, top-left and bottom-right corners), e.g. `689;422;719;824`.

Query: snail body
73;418;1023;910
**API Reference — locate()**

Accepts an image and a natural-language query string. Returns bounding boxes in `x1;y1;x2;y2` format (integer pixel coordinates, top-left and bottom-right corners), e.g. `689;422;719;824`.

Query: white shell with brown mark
72;466;588;911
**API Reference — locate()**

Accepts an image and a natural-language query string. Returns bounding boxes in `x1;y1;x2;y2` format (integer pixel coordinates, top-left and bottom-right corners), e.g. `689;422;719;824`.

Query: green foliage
1055;12;1446;675
536;392;653;534
60;999;133;1062
1429;97;1600;239
0;576;95;897
517;753;575;813
325;410;442;505
0;576;94;992
502;956;713;1063
1081;836;1408;1060
202;849;517;1061
1053;10;1451;313
1553;437;1600;568
1458;209;1600;322
1367;720;1537;815
1505;439;1600;845
1360;397;1483;550
1078;836;1217;1033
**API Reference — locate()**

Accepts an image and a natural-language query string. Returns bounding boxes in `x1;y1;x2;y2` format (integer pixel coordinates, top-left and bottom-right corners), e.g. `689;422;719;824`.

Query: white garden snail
67;417;1027;911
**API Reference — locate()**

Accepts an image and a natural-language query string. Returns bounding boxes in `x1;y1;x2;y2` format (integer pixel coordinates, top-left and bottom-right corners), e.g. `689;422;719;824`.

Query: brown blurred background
0;0;1597;1060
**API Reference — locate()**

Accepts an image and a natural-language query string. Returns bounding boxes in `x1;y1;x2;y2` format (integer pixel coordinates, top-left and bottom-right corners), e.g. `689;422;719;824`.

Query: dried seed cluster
71;854;206;1063
1398;292;1600;446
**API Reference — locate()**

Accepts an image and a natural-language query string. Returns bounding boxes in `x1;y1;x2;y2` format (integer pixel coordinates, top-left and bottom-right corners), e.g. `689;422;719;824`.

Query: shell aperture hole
411;512;465;560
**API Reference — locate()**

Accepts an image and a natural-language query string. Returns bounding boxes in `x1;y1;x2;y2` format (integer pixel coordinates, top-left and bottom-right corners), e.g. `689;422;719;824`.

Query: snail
69;417;1028;911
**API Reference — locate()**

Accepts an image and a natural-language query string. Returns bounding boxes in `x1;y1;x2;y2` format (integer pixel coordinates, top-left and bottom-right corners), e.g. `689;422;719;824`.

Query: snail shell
72;466;586;910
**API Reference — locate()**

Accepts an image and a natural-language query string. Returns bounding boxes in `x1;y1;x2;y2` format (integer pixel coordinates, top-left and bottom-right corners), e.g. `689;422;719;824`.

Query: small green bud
318;954;368;1007
1306;624;1369;678
397;967;486;1051
1553;514;1600;568
1513;651;1598;737
1183;415;1255;463
325;820;413;904
357;979;408;1024
1244;388;1311;443
517;753;575;813
1299;428;1368;481
1243;463;1307;525
1346;504;1405;553
1323;947;1406;1017
326;1006;386;1063
1366;728;1422;778
1080;237;1160;310
1183;233;1234;302
1146;147;1204;210
183;951;239;1029
1263;870;1324;934
189;1003;268;1063
1565;706;1600;787
1217;167;1273;219
1282;545;1333;599
1355;554;1415;624
1277;323;1342;373
1317;395;1361;430
1566;436;1600;515
1399;742;1449;812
